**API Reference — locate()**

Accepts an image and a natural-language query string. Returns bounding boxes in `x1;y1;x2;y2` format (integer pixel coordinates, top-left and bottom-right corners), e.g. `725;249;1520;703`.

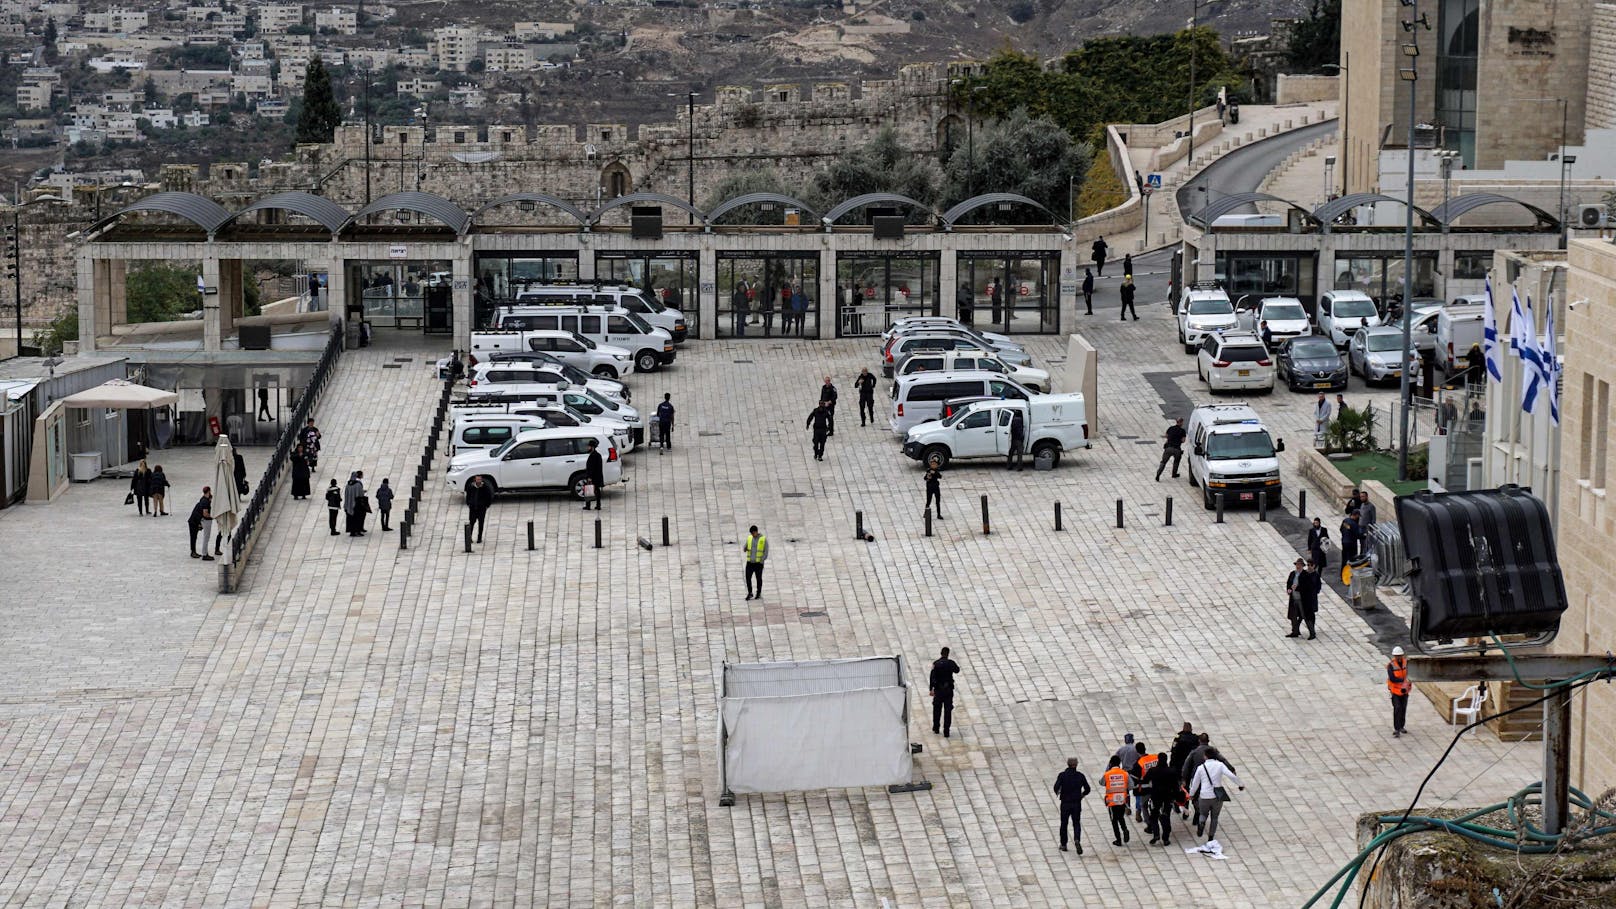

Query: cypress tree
296;57;342;144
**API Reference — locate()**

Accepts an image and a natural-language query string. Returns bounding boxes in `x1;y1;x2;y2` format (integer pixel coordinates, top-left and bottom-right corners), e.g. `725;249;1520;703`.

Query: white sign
699;282;716;294
453;279;469;290
388;244;407;260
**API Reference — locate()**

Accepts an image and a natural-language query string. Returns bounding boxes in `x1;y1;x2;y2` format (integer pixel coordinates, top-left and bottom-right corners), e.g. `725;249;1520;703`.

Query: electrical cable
1300;673;1608;909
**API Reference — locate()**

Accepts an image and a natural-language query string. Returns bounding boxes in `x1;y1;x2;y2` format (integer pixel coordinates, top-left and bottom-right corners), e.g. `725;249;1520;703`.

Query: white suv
445;427;621;498
1178;285;1238;354
1197;331;1275;393
895;350;1052;392
475;329;634;379
1317;290;1382;347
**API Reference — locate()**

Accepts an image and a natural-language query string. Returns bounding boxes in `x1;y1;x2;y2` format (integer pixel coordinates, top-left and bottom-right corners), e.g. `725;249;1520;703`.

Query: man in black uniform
1155;418;1186;481
1119;276;1138;321
924;465;943;518
1053;757;1091;853
188;486;213;561
929;646;960;736
819;376;838;435
655;393;675;451
583;439;605;510
854;368;877;427
466;474;493;542
806;401;833;461
1006;409;1026;471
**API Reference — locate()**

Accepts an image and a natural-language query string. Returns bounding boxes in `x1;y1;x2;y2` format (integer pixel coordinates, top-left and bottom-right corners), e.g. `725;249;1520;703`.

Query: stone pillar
452;242;474;349
1058;250;1079;330
818;246;837;340
697;244;717;340
77;254;101;351
202;255;222;352
218;258;243;341
577;245;597;282
322;256;345;335
939;251;958;324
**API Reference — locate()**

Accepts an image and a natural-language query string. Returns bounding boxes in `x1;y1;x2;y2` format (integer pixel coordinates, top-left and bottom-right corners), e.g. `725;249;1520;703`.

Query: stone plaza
0;270;1545;908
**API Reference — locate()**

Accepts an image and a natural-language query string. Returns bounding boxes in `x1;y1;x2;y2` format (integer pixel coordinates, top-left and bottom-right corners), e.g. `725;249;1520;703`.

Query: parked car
1196;331;1275;393
449;413;550;455
511;283;689;342
902;394;1089;469
1178;285;1238;354
481;351;628;401
469;329;634;379
888;370;1034;434
1348;326;1417;385
1276;335;1348;391
1317;290;1382;347
1253;297;1312;344
445;427;621;498
882;317;1015;348
1436;301;1486;374
452;400;636;454
895;349;1051;392
494;305;675;373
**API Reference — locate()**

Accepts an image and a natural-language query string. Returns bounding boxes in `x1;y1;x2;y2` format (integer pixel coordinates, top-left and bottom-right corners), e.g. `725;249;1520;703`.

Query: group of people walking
127;460;172;516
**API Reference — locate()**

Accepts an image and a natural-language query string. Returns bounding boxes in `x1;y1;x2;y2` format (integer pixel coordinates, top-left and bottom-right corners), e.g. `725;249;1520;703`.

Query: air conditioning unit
1578;203;1609;229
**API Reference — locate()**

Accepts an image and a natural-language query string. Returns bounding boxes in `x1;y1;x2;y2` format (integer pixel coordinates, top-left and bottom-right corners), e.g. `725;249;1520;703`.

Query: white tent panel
722;686;911;794
724;657;901;699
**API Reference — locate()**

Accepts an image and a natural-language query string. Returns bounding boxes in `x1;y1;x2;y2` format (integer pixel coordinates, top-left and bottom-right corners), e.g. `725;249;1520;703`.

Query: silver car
1348;326;1416;385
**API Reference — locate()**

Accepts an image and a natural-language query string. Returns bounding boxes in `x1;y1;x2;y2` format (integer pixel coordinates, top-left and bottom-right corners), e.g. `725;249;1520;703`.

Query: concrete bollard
1116;499;1124;529
1259;491;1269;523
1054;501;1063;532
662;515;670;547
1299;490;1307;519
594;518;602;549
400;523;408;550
464;523;473;553
1216;493;1226;524
981;495;990;535
527;520;535;551
1166;496;1174;526
855;510;864;541
924;507;933;537
637;536;653;551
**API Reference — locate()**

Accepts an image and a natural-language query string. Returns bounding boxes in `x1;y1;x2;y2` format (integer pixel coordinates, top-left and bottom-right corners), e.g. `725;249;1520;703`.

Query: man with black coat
1053;757;1091;853
1286;558;1308;638
1340;510;1363;562
819;376;838;435
923;464;943;519
806;401;833;461
1119;277;1138;321
928;646;960;737
1307;517;1330;572
466;474;493;541
188;486;213;561
1297;559;1322;639
1168;723;1200;774
1006;409;1026;471
1082;268;1094;315
1091;236;1109;276
655;393;675;451
583;439;605;511
854;368;878;427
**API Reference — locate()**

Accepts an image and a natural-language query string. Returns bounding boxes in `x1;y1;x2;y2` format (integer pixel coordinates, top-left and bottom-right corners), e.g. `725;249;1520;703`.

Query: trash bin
69;451;103;482
1228;103;1241;124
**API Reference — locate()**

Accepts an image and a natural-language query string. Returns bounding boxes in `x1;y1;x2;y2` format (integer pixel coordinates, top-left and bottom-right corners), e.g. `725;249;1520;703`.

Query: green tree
33;307;76;355
1287;0;1341;72
703;170;793;224
127;263;204;323
295;57;341;144
806;127;940;219
942;108;1093;217
43;18;58;63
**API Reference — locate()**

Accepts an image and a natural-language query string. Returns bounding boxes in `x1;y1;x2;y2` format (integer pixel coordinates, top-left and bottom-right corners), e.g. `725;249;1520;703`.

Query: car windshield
1366;334;1406;352
1335;299;1377;318
940;408;968;427
1290;338;1337;358
620;310;654;332
1206;430;1276;460
584;389;618;410
1263;303;1307;321
1189;299;1233;315
569;331;597;350
631;293;666;313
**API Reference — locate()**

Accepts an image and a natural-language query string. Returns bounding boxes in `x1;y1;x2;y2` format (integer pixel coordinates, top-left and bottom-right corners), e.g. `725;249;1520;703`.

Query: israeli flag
1508;287;1529;356
1541;296;1561;425
196;274;206;294
1519;294;1545;414
1482;276;1503;382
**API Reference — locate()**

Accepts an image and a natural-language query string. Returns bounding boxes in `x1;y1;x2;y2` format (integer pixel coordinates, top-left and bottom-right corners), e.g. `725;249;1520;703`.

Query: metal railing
220;324;344;592
398;371;454;550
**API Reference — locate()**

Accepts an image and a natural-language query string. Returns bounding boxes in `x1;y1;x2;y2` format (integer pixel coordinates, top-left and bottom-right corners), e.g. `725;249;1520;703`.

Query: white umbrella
212;434;242;565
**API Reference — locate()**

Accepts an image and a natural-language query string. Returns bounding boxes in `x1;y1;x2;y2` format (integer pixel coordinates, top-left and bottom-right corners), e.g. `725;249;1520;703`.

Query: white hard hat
1391;646;1405;656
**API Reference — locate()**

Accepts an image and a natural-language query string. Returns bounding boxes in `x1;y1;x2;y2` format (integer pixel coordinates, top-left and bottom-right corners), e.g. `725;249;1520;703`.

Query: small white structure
719;657;916;801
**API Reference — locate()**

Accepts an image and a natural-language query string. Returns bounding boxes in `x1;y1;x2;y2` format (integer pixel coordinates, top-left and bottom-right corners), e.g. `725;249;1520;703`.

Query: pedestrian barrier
924;507;933;537
220;324;343;593
527;520;535;551
1115;499;1124;529
855;510;865;541
661;515;671;547
1298;489;1308;519
400;371;454;551
463;522;472;553
594;518;602;549
1258;491;1269;522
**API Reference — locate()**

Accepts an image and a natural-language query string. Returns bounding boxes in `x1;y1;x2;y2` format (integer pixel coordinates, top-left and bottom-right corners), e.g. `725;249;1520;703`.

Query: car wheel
474;475;498;494
1031;440;1060;468
1184;343;1195;355
568;472;590;499
923;446;951;470
593;366;620;379
1187;469;1199;488
635;351;660;373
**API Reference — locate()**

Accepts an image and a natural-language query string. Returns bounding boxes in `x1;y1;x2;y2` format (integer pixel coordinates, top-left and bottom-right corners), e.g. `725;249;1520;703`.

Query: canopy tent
57;379;178;410
212;434;241;565
719;656;914;799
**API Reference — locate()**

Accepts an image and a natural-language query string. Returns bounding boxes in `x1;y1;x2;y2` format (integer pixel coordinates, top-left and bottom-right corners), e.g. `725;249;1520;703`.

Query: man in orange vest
1131;743;1159;831
1102;755;1132;847
1387;645;1411;737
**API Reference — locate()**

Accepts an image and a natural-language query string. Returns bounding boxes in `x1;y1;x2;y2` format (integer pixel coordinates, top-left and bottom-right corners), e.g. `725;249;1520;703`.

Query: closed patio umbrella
212;434;241;565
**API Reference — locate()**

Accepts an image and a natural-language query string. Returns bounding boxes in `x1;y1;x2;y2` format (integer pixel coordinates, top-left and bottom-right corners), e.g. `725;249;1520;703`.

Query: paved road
1177;118;1338;225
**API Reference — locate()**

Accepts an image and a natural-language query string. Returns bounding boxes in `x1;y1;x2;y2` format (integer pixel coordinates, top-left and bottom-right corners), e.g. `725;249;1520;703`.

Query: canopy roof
57;379;178;409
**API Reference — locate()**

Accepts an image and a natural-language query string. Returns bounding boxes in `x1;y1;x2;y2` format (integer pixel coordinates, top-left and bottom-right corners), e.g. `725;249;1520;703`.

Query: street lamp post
6;195;65;358
1560;153;1576;248
686;91;695;225
1188;0;1201;165
1323;57;1349;193
1435;149;1458;222
361;62;373;206
1396;0;1430;482
1324;154;1337;202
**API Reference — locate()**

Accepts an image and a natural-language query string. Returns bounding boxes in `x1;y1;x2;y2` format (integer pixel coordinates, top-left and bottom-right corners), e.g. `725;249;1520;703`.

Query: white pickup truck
901;393;1089;469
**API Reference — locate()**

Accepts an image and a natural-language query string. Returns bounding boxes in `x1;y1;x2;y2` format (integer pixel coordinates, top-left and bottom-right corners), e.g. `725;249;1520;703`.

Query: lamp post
1324;154;1337;203
1188;0;1201;164
6;195;65;358
1560;153;1576;247
1396;0;1430;482
1435;149;1458;221
686;91;695;225
1322;57;1348;192
361;61;374;206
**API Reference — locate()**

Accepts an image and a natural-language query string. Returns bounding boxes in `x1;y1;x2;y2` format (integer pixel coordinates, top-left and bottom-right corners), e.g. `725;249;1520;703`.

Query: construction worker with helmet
1387;645;1411;737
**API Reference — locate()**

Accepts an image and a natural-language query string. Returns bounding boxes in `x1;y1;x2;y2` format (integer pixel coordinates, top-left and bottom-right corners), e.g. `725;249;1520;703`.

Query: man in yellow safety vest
743;525;768;601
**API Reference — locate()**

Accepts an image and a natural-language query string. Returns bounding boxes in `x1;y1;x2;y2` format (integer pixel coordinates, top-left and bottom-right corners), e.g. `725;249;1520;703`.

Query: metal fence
220;324;344;592
398;373;454;550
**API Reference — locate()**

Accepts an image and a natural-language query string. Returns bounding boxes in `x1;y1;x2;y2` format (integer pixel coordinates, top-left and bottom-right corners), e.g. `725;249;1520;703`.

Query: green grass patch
1330;451;1426;496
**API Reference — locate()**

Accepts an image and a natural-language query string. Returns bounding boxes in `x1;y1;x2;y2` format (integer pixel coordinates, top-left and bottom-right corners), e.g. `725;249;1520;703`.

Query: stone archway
600;162;631;199
935;115;964;154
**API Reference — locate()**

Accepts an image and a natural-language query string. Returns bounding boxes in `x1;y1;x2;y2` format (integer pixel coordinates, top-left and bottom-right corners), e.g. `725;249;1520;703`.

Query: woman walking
148;465;170;515
130;460;152;515
1187;747;1244;845
325;479;342;535
290;444;312;499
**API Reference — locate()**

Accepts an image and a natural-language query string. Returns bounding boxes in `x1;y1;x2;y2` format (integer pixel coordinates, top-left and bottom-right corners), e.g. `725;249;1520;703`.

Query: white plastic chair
1451;684;1487;725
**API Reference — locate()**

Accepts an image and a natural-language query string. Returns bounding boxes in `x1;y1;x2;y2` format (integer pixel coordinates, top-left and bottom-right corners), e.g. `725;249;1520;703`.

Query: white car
882;317;1016;348
467;361;625;403
455;399;636;454
1186;403;1286;509
1196;331;1275;393
1317;290;1382;347
902;394;1089;469
445;427;621;498
895;350;1052;392
471;329;635;379
1253;297;1312;344
1348;326;1417;385
1178;286;1238;354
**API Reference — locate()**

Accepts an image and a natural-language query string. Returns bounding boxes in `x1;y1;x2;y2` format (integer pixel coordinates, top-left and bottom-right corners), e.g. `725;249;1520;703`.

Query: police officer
819;376;838;435
655;393;675;451
1156;417;1186;481
854;368;877;427
1102;755;1132;846
924;464;943;518
1006;409;1026;471
1053;757;1091;853
928;646;960;737
806;401;833;461
1387;646;1411;737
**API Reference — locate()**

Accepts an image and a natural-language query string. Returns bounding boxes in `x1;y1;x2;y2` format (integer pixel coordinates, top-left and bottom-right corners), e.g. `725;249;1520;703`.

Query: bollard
662;515;671;547
924;507;933;537
855;510;864;541
1054;501;1063;532
981;495;990;535
527;520;535;551
594;518;602;549
464;522;473;552
1215;493;1226;524
400;523;409;550
1298;490;1307;520
637;536;653;551
1259;491;1269;522
1116;499;1124;529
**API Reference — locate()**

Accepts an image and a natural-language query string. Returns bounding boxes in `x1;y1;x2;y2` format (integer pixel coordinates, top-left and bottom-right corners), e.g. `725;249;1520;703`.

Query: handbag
581;482;596;498
124;491;135;505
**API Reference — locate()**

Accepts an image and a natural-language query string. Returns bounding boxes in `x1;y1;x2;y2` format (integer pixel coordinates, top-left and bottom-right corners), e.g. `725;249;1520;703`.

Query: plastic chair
1451;684;1487;725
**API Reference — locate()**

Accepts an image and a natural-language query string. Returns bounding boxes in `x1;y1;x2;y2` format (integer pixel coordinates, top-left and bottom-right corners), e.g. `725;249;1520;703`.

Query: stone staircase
1487;681;1546;742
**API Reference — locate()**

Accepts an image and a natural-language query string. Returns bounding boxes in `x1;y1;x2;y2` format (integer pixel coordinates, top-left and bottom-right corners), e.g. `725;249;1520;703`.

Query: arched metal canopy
1430;192;1561;230
1314;192;1439;227
347;191;469;234
941;192;1065;228
87;191;231;236
472;192;590;226
587;192;707;226
217;191;351;234
705;192;819;223
1191;192;1318;228
821;193;942;225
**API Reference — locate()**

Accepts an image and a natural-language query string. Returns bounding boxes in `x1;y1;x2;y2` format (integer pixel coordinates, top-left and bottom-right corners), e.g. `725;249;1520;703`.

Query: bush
1075;150;1123;218
1326;404;1377;453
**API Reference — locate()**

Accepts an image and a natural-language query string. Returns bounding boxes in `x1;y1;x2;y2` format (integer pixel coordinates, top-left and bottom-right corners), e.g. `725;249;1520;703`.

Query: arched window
601;162;631;199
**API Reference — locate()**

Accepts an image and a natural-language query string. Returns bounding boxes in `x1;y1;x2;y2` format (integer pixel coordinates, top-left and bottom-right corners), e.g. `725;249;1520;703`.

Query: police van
1185;403;1286;509
494;304;675;374
509;284;689;342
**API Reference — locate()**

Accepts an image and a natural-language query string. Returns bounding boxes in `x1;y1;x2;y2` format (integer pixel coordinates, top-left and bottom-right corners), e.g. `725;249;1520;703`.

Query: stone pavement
0;317;1540;908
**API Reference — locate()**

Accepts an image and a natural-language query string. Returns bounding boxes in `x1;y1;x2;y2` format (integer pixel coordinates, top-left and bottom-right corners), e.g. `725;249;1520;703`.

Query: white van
468;330;634;379
902;394;1088;468
449;413;549;455
1185;403;1286;509
494;305;675;373
510;284;689;342
1436;300;1486;374
888;370;1034;435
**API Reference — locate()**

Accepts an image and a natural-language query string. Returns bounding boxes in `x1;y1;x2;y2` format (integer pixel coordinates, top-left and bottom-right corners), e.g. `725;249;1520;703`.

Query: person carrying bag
1188;747;1243;844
